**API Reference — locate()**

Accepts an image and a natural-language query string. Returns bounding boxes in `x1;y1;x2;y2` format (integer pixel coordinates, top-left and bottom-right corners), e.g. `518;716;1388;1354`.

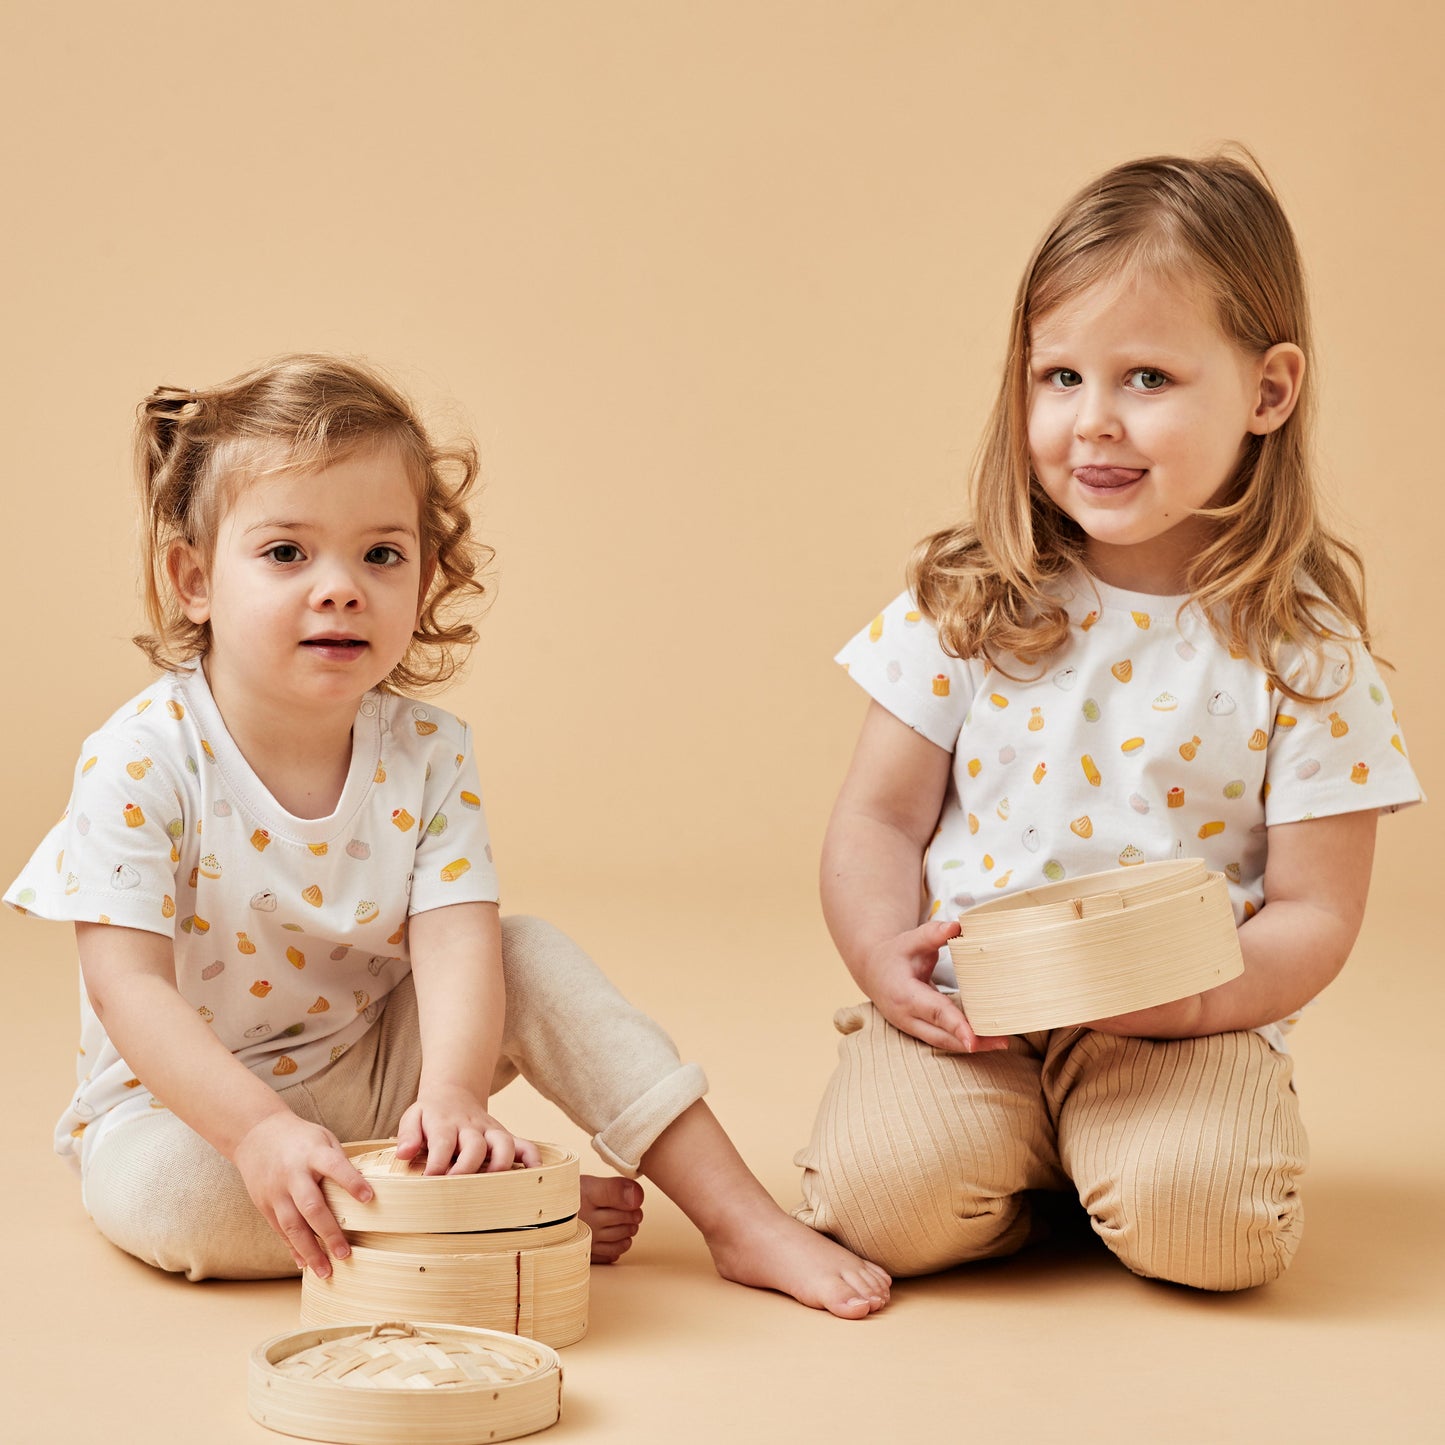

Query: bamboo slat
300;1222;592;1349
320;1140;580;1233
249;1320;562;1443
947;858;1243;1035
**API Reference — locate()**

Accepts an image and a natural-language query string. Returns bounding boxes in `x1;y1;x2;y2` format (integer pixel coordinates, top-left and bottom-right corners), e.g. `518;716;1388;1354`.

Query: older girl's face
1026;271;1274;595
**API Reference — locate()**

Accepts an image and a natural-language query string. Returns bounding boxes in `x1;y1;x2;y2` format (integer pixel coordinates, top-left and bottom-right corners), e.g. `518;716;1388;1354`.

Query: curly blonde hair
134;354;491;693
910;150;1371;704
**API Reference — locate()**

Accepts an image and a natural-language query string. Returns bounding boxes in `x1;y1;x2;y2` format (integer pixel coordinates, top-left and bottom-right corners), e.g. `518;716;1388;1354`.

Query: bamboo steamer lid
320;1141;580;1234
946;858;1244;1035
249;1319;561;1444
301;1222;592;1349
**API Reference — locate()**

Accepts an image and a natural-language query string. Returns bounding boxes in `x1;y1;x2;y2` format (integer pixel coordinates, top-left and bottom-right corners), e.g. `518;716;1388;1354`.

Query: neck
201;655;359;818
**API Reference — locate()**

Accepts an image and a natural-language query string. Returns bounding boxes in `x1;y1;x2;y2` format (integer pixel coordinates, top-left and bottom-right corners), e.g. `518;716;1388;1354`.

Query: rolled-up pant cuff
592;1062;708;1177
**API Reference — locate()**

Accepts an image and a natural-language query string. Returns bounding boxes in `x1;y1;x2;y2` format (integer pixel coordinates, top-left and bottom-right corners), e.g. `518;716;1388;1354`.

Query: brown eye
1129;368;1168;391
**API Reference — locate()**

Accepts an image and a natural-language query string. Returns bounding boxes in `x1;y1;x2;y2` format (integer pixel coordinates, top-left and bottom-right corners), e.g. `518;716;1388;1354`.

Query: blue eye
1129;368;1169;391
264;544;303;564
365;545;405;566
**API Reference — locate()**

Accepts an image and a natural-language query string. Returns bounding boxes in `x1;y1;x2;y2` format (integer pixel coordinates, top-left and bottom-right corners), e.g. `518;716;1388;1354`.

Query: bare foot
706;1207;891;1320
579;1174;645;1264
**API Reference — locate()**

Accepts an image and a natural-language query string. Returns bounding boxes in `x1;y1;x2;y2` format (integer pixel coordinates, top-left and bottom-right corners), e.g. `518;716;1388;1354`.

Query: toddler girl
7;355;889;1317
793;153;1422;1291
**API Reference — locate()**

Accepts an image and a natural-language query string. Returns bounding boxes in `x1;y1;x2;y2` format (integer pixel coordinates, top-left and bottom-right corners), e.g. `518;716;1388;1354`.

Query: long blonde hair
910;151;1370;702
134;354;490;693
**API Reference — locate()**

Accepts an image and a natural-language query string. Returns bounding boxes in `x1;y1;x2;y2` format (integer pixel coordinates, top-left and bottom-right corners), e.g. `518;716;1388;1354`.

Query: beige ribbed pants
793;1000;1307;1291
81;915;707;1281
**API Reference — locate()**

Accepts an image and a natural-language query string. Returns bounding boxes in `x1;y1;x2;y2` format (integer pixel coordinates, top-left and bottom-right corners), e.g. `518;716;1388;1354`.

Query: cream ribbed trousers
81;915;707;1281
793;1000;1306;1291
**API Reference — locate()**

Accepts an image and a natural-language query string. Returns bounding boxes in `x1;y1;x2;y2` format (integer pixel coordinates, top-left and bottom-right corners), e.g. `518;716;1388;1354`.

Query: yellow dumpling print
1027;708;1044;731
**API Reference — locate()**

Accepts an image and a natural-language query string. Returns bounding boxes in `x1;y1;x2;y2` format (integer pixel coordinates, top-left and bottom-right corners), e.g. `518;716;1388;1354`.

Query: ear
167;541;212;624
1247;343;1305;435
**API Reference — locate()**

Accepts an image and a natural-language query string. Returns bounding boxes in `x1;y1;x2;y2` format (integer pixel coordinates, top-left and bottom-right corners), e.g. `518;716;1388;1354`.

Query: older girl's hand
395;1083;543;1176
857;919;1010;1054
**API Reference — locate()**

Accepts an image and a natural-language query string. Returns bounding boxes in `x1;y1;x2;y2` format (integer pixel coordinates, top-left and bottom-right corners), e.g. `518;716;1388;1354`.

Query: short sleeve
407;724;502;914
835;593;980;752
1263;640;1423;826
5;732;186;934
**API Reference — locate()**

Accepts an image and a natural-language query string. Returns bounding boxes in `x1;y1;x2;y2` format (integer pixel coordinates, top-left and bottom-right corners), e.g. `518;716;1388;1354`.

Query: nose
310;561;365;612
1072;384;1122;442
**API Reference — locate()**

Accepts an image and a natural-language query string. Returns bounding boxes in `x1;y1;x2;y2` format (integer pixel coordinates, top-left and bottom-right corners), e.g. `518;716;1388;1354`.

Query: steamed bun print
213;799;232;818
1207;691;1237;716
1053;667;1077;690
363;999;384;1024
367;954;390;976
110;864;141;890
250;890;278;912
346;838;371;859
886;660;903;684
245;1022;272;1039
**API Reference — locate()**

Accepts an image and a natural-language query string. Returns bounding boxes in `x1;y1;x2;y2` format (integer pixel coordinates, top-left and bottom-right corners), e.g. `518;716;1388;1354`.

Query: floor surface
5;899;1442;1444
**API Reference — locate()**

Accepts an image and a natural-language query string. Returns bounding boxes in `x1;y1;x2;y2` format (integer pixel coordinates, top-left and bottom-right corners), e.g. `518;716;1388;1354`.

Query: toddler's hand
395;1083;543;1176
232;1110;373;1277
859;919;1009;1054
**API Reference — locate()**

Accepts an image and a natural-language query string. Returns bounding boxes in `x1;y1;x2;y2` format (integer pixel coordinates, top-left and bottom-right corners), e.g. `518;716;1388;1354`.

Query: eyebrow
244;520;419;540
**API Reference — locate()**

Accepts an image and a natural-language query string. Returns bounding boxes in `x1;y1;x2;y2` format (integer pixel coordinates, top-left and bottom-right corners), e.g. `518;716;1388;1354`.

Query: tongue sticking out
1075;467;1145;489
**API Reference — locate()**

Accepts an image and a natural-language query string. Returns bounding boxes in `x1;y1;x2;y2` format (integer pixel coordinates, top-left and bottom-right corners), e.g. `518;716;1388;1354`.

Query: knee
1089;1150;1304;1292
796;1143;1030;1278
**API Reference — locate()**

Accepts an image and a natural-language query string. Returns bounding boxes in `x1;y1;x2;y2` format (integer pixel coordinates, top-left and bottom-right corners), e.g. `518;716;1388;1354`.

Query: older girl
794;154;1422;1290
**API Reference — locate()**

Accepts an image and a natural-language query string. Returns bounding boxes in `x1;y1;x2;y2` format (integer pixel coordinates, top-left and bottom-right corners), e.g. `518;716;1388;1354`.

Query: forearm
821;808;929;993
408;901;505;1100
82;952;289;1157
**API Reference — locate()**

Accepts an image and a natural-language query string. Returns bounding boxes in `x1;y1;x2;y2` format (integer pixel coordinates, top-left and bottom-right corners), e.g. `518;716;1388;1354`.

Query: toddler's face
1026;270;1267;595
179;440;425;717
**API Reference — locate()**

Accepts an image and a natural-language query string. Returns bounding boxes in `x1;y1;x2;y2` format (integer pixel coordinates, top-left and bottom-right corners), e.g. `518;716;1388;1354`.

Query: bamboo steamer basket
946;858;1243;1035
320;1141;580;1233
300;1222;592;1348
249;1319;561;1444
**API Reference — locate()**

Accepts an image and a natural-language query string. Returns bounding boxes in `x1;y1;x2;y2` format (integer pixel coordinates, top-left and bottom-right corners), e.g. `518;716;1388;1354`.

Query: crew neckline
173;663;384;842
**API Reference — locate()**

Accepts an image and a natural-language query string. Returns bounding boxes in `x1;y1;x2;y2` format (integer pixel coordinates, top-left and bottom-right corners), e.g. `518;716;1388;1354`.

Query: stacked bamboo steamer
947;857;1244;1035
302;1140;590;1350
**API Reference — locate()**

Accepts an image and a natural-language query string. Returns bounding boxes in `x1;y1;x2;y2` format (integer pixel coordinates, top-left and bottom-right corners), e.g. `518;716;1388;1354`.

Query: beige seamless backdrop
1;5;1440;1443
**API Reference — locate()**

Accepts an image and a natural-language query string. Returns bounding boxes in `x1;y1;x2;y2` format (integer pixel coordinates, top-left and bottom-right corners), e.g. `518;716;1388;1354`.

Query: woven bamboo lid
321;1141;580;1234
249;1320;561;1443
947;858;1244;1035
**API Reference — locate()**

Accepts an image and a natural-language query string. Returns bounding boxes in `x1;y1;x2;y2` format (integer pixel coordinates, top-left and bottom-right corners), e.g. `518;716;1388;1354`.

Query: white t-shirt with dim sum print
836;573;1423;1050
5;663;501;1167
